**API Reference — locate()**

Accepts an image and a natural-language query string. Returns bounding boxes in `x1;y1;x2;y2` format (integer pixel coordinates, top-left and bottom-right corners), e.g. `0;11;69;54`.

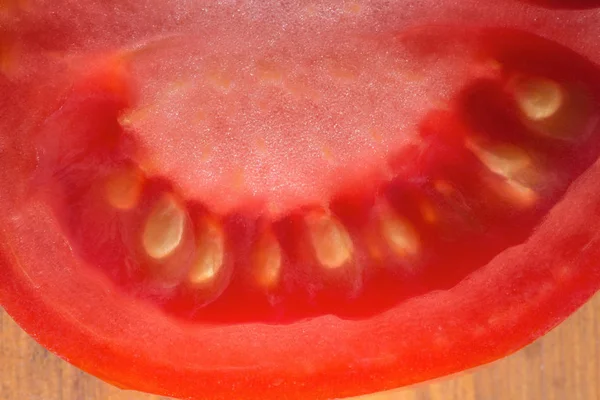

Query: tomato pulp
1;1;600;399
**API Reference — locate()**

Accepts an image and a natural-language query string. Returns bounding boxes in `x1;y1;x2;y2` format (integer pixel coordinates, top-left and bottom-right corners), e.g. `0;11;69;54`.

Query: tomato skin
2;2;600;399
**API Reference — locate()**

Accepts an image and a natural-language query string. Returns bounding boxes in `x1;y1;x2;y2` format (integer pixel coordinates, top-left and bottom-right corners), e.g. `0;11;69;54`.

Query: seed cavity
379;207;420;258
142;195;186;260
188;219;225;285
513;76;563;121
104;166;144;210
253;230;282;289
305;211;353;269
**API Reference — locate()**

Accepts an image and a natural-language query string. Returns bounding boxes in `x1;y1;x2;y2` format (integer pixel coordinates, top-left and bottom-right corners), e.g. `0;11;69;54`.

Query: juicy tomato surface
1;1;600;399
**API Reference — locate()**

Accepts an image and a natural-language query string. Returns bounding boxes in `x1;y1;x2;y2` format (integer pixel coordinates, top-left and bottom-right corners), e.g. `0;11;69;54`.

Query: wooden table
1;294;599;400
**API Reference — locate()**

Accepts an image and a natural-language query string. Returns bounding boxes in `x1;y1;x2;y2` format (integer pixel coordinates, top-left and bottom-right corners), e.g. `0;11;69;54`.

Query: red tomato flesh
1;1;600;400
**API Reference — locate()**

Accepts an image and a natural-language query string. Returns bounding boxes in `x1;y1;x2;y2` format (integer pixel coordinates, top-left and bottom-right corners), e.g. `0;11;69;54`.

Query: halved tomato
1;1;600;399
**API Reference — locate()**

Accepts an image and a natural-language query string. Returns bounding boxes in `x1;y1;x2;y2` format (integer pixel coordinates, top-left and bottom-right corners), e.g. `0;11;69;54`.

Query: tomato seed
252;230;282;289
466;140;532;181
142;194;186;260
492;178;538;208
513;76;563;121
188;218;225;285
379;205;420;258
305;211;354;269
104;166;145;210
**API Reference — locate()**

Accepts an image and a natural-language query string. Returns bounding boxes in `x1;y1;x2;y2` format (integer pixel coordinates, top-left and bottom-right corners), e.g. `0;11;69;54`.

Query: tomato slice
1;2;600;399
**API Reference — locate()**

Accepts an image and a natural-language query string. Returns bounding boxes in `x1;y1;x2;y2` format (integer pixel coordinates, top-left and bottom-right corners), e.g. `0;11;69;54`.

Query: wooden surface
0;294;598;400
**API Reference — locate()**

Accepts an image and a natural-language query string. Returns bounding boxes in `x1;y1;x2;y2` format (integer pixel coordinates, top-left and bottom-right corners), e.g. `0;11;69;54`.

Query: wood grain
1;294;599;400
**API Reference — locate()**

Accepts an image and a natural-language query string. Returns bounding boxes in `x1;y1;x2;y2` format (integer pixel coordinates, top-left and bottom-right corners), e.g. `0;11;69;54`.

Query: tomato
1;1;600;399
